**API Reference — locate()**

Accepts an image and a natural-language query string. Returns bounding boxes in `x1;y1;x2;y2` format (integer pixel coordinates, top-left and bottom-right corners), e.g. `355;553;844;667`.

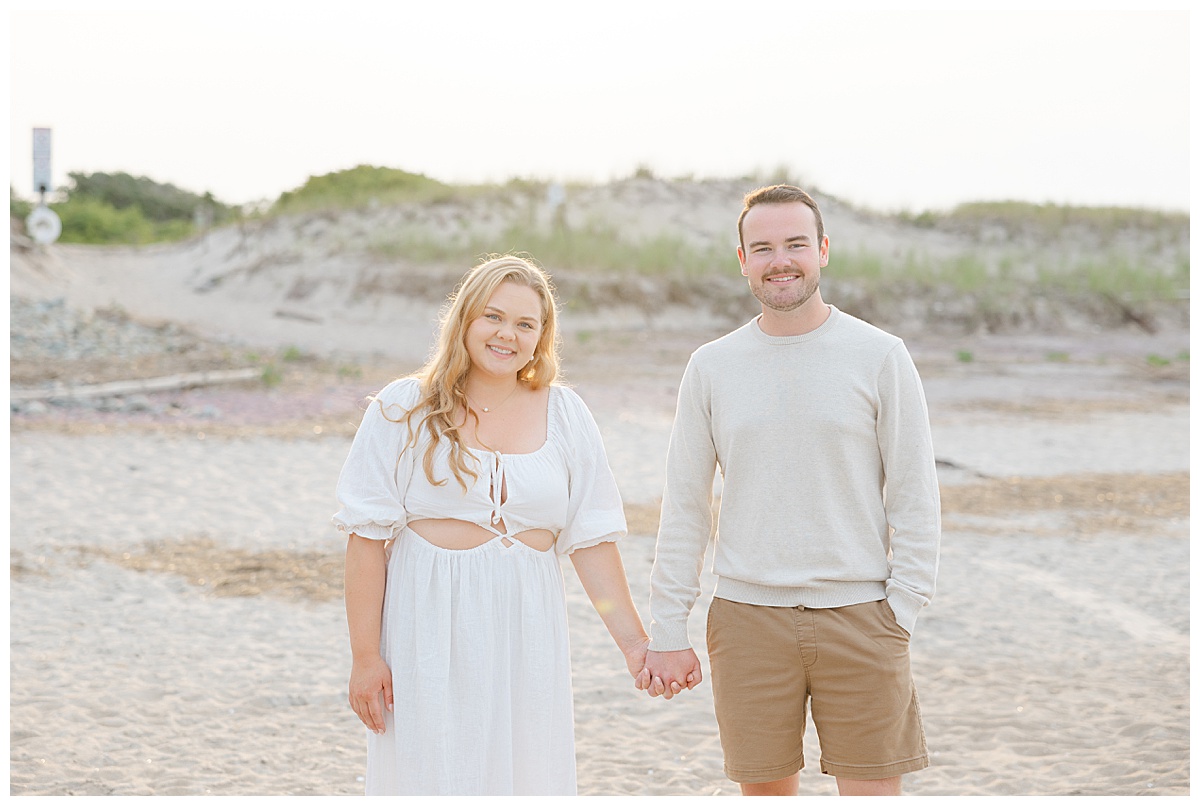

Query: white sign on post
28;127;61;244
27;205;63;245
33;127;52;195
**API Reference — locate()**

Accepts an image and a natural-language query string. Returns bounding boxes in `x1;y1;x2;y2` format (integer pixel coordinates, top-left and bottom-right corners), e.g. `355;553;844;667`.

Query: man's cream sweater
649;307;941;651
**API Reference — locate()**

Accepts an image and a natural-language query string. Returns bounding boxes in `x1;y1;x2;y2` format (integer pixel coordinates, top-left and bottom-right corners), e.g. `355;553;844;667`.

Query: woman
332;254;650;795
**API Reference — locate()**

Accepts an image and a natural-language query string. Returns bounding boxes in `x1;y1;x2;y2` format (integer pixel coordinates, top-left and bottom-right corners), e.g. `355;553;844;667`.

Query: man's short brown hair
738;185;825;250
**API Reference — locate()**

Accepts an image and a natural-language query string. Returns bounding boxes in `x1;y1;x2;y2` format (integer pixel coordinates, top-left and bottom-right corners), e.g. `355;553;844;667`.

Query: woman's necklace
465;383;519;414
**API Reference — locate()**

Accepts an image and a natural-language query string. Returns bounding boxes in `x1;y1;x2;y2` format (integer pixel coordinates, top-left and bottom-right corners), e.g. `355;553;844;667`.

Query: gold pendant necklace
466;384;519;414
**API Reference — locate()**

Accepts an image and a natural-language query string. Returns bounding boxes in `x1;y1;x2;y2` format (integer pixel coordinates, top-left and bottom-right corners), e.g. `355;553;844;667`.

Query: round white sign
26;205;62;245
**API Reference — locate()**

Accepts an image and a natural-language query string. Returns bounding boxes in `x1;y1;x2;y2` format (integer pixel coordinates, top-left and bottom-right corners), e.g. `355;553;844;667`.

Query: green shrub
66;171;234;224
53;197;157;244
260;363;283;387
10;186;33;220
23;171;239;244
48;196;206;245
273;165;453;213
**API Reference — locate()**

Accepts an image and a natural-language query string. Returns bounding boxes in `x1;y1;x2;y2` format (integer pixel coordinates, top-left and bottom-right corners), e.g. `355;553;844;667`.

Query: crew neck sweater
648;306;941;651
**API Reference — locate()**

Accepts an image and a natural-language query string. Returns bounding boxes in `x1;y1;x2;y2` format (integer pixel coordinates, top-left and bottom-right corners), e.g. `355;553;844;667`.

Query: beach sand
10;330;1189;796
9;219;1191;795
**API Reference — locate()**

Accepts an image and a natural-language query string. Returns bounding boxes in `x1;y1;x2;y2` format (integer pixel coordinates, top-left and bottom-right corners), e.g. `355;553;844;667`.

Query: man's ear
819;236;830;268
737;246;748;276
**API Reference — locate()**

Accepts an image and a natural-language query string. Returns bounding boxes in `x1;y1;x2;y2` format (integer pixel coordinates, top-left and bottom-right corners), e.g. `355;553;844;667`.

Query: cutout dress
332;378;627;795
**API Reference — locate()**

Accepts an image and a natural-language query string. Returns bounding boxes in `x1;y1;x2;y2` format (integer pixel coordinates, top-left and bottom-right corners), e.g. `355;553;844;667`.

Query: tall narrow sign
33;127;52;196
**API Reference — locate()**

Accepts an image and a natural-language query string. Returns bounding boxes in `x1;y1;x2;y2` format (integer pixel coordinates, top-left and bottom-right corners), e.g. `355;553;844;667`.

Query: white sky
7;2;1193;213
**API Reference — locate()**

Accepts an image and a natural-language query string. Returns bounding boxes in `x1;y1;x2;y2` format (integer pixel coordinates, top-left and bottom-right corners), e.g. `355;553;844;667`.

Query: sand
8;212;1191;795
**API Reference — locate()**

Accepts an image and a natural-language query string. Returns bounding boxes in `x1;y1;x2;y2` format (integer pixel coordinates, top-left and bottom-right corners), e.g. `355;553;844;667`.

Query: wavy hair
737;184;825;250
380;253;562;489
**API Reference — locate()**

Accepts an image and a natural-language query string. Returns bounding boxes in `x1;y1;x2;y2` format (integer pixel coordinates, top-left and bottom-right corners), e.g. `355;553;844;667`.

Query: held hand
622;635;651;682
348;654;393;734
642;648;702;700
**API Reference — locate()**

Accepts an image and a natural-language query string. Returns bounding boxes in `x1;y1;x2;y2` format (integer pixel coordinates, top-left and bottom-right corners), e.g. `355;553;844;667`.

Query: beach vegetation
15;171;237;245
915;200;1188;243
11;165;1188;323
837;248;885;281
66;171;236;224
53;196;176;244
369;221;731;277
747;163;805;188
896;210;940;229
358;201;1187;321
831;247;1184;303
272;165;455;213
10;186;33;220
260;363;283;387
1036;256;1182;303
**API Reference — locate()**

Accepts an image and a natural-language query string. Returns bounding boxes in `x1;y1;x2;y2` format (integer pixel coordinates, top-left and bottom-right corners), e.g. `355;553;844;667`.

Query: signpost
28;127;62;245
32;127;52;196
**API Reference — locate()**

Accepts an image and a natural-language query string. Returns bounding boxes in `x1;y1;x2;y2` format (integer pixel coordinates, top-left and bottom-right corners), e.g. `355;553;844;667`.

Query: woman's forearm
344;534;388;660
570;540;648;652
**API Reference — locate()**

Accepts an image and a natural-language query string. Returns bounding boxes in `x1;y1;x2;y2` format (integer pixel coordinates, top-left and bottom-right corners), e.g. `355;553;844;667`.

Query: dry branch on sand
10;368;261;402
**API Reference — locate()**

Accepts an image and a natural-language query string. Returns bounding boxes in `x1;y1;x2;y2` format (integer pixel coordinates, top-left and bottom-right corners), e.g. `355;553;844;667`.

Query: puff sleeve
554;386;627;556
331;378;421;541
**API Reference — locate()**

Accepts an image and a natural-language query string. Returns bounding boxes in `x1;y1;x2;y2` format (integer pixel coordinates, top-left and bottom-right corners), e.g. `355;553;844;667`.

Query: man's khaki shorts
706;597;928;783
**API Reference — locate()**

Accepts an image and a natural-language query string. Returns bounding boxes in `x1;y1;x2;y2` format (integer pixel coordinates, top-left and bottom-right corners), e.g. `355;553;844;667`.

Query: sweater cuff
886;587;926;636
648;621;692;652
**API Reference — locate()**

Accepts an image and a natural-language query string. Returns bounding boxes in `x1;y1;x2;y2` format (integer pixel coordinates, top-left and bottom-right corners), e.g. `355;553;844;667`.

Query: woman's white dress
332;379;627;796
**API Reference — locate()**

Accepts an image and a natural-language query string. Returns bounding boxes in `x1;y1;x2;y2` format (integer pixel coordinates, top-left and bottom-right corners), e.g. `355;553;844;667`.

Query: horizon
8;4;1193;215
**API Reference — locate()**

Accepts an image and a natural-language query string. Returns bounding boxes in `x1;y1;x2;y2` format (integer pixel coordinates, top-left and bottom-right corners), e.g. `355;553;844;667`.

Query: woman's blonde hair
382;253;562;489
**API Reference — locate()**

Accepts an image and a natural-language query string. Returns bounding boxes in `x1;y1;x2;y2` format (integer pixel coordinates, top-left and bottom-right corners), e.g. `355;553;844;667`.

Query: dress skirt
365;527;577;795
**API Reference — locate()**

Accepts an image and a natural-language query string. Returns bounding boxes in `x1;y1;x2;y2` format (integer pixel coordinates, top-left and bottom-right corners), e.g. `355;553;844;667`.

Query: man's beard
753;274;819;312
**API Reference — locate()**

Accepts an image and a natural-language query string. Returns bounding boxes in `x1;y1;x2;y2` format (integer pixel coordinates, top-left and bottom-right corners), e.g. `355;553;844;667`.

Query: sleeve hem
649;623;692;652
558;532;620;556
332;520;400;541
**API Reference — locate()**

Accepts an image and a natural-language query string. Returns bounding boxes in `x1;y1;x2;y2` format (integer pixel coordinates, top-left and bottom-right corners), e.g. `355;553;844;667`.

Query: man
641;185;940;796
